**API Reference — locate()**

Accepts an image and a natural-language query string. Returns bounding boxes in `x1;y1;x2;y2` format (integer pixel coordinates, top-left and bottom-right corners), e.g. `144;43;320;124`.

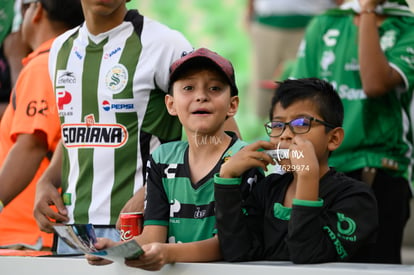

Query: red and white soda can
120;212;143;241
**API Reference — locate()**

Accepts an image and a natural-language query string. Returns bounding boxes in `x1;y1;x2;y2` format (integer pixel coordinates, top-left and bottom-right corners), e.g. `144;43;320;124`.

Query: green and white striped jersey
48;10;193;225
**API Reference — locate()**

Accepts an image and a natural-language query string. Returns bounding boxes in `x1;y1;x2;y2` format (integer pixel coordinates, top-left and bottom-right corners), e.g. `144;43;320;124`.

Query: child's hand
85;238;119;266
220;140;276;178
288;136;319;179
288;136;320;202
124;242;169;271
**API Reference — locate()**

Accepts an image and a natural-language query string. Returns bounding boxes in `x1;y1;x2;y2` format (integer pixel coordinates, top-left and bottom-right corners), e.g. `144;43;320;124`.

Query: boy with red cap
86;48;263;270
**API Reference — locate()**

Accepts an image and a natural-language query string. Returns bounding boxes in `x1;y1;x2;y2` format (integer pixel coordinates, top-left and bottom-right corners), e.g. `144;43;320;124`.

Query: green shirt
290;13;414;178
144;133;263;243
0;0;14;44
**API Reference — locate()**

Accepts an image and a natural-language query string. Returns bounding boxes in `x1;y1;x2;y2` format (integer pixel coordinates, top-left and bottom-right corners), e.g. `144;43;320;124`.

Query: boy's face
270;100;341;167
165;68;238;135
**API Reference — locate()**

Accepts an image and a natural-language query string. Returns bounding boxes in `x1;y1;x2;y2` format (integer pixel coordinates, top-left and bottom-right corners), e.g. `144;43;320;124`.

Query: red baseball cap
168;48;238;96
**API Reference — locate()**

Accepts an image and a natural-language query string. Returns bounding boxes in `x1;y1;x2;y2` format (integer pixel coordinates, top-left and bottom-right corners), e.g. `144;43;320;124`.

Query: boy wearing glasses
214;78;378;263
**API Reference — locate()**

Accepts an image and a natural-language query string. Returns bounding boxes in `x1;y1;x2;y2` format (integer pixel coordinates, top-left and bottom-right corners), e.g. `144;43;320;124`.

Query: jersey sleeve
141;18;193;93
10;54;61;150
143;155;170;227
287;182;378;263
214;172;268;262
155;31;193;93
48;27;79;91
383;19;414;92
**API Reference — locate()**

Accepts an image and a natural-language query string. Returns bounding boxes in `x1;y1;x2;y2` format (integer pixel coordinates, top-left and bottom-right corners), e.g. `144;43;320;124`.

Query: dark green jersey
144;133;264;243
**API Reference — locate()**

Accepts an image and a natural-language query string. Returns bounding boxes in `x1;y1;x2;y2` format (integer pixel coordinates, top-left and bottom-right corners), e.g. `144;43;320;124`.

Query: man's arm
358;0;404;97
0;131;48;206
116;186;145;229
3;30;31;87
33;140;68;233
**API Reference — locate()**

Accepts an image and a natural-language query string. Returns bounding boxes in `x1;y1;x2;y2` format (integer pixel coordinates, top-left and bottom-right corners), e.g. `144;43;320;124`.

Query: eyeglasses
264;116;336;137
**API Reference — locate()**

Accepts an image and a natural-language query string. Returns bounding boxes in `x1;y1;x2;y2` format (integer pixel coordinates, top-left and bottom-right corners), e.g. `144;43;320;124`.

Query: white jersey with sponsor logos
48;10;192;225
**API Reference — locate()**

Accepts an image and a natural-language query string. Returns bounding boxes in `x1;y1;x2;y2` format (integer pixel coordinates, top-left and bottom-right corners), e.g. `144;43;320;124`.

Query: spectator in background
289;0;414;264
0;0;31;119
246;0;342;121
0;0;84;250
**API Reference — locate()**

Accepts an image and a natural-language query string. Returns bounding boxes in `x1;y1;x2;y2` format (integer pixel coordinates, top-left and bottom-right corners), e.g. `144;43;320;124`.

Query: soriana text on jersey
61;123;128;148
